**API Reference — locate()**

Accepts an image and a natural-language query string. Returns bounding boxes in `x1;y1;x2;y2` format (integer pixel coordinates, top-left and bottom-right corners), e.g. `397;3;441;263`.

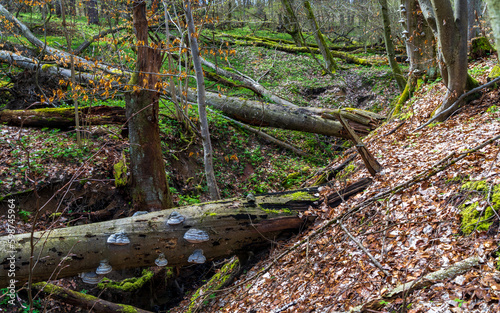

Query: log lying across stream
0;178;372;287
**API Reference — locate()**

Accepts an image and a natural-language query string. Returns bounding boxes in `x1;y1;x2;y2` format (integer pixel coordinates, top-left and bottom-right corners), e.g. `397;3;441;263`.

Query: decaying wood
33;282;153;313
0;191;318;287
333;111;382;176
74;26;127;55
349;257;480;312
0;106;126;128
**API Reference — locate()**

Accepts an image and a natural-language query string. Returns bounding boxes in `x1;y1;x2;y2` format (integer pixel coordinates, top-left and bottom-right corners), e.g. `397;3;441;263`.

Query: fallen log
33;282;153;313
0;190;318;287
0;106;126;128
0;51;384;138
0;4;126;75
212;33;374;66
0;178;374;288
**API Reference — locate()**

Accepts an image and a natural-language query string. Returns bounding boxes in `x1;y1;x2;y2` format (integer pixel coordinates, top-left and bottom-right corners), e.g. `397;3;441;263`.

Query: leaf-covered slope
174;59;500;312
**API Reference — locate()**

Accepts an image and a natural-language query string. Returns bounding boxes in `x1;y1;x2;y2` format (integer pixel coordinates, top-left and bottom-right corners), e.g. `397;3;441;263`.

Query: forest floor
1;13;500;313
169;57;500;313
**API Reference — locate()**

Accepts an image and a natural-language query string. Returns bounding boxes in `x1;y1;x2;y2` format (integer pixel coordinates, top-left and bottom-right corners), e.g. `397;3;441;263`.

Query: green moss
128;72;138;85
117;305;139;313
41;64;57;71
113;152;128;187
186;258;239;313
0;80;13;88
289;191;316;201
460;181;500;234
489;64;500;80
336;162;357;180
97;269;153;292
469;37;495;60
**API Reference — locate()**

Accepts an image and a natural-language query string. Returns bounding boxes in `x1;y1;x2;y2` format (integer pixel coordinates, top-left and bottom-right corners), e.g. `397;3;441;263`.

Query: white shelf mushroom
155;253;168;267
167;211;185;225
107;231;130;245
188;249;206;264
132;211;149;217
183;228;209;243
80;271;102;285
95;259;112;275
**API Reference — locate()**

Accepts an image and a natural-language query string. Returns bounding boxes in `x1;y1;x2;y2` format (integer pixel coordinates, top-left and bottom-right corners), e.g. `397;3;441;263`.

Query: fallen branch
33;282;153;313
74;26;127;55
415;76;500;132
350;257;480;312
339;222;390;277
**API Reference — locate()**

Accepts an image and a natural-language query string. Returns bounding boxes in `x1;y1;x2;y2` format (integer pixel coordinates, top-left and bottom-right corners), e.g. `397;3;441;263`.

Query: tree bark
85;0;99;25
418;0;469;121
485;0;500;52
402;0;437;78
280;0;305;46
33;282;153;313
126;0;173;211
378;0;406;91
303;1;338;73
185;0;220;200
468;0;482;41
0;106;126;128
0;191;321;287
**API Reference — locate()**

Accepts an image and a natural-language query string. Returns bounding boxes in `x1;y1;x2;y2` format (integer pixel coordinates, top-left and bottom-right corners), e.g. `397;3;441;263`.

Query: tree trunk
418;0;469;121
485;0;500;52
185;0;220;200
126;0;173;211
468;0;482;41
303;1;338;73
403;0;437;78
85;0;99;25
378;0;405;91
280;0;305;46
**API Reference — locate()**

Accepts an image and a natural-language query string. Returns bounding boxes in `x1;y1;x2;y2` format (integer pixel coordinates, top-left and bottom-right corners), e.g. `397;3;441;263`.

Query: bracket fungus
167;211;185;225
132;211;149;217
95;259;113;275
80;271;102;285
188;249;206;264
184;228;210;243
107;231;130;245
155;253;168;267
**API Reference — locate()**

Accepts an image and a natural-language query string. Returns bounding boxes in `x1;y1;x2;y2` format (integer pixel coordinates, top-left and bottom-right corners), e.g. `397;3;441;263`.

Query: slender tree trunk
280;0;305;46
185;0;220;200
378;0;406;91
468;0;482;41
402;0;437;78
60;0;82;146
485;0;500;52
303;1;338;73
126;0;173;211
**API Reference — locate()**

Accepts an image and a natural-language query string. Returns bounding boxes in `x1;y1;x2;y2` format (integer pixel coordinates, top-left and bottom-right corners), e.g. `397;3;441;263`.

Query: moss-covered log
0;190;320;287
0;106;126;128
33;282;153;313
212;33;375;66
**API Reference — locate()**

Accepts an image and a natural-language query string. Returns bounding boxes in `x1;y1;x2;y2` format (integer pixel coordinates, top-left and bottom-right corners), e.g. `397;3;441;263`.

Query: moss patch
97;269;153;292
460;181;500;235
113;152;128;187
